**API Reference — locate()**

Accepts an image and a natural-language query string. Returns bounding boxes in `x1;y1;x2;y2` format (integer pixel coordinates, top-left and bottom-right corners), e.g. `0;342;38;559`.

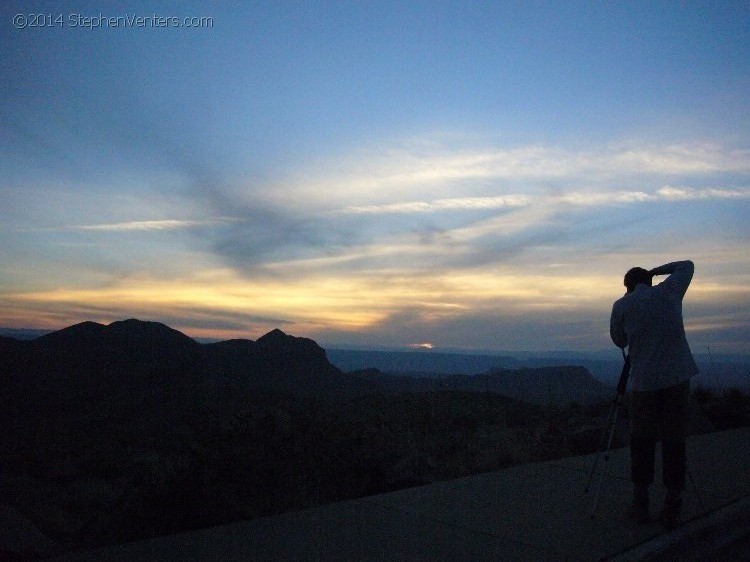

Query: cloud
656;186;750;201
336;186;750;217
274;141;750;210
73;218;234;232
33;137;737;307
341;194;532;215
195;139;747;278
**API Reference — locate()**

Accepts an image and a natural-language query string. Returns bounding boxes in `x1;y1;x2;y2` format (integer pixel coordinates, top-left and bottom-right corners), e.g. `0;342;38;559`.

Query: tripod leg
585;397;619;493
590;399;621;519
686;463;706;514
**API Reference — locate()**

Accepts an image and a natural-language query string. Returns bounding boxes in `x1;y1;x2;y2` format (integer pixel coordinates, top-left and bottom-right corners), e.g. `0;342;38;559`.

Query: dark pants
630;381;690;493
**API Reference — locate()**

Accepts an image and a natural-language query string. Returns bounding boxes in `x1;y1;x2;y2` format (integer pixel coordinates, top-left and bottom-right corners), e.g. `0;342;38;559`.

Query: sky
1;1;749;354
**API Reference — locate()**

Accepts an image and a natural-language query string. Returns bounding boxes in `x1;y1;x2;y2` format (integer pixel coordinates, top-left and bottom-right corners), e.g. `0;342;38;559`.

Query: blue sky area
1;1;749;353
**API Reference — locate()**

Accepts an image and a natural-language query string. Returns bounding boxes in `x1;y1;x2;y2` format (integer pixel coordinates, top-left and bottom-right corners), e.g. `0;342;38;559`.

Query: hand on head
624;267;653;293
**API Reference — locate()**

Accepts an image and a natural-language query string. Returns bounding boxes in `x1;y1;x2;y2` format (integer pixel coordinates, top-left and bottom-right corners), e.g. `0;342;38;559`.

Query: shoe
628;486;650;524
628;502;651;524
659;495;682;530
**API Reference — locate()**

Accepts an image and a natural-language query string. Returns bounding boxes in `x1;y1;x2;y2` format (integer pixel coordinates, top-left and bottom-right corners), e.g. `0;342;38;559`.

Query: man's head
624;267;652;293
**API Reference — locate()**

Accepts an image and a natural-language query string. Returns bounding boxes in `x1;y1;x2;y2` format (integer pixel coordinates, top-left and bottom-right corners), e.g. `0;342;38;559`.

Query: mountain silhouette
1;319;610;423
29;319;201;376
202;327;349;398
0;319;353;442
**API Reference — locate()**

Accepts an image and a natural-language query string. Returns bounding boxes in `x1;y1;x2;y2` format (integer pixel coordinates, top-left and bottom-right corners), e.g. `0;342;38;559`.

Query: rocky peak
257;329;324;357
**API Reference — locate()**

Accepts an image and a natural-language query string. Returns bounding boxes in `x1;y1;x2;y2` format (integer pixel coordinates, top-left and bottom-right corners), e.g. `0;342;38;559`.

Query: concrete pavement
45;426;750;561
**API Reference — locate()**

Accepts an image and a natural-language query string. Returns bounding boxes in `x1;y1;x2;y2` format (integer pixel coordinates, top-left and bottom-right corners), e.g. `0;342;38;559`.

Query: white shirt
610;261;699;392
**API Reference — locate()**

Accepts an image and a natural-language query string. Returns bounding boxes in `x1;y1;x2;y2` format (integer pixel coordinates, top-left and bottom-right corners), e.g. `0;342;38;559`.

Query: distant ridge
0;327;53;340
345;366;610;405
0;319;611;412
327;348;521;375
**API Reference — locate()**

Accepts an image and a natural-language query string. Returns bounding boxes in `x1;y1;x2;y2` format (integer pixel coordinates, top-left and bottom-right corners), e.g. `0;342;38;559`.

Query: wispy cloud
341;195;532;215
185;137;750;288
73;217;238;232
75;220;201;232
278;141;750;210
655;186;750;201
336;187;750;217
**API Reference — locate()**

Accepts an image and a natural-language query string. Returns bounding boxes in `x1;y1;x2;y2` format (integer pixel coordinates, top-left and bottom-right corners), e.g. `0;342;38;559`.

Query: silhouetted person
610;260;699;528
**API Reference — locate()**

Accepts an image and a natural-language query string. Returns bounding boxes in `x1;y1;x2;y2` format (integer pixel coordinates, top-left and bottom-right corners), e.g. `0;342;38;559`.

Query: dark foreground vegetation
0;320;747;556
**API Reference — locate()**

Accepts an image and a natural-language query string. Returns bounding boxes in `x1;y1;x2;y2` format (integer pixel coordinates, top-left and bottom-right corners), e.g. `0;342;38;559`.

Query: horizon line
1;323;747;360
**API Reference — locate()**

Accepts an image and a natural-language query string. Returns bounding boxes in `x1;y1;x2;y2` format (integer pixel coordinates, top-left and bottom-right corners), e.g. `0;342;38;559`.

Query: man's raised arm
649;260;694;297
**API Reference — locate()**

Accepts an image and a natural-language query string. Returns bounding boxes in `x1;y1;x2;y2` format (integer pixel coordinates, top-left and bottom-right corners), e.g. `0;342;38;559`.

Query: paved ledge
46;427;750;561
609;494;750;561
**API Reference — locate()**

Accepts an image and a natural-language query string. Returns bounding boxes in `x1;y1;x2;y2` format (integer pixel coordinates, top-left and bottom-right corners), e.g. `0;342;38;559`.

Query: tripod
585;349;630;519
584;352;707;520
